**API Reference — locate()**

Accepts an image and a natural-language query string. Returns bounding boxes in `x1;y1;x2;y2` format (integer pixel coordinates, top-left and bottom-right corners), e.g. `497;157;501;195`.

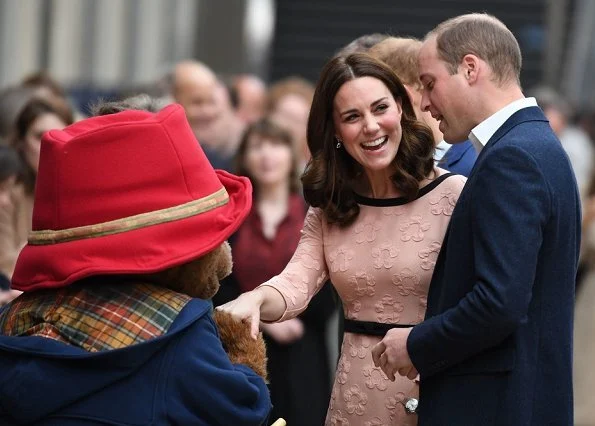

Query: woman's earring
336;138;342;149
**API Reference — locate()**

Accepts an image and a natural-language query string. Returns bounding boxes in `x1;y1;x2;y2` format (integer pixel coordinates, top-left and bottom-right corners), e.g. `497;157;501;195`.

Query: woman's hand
216;289;266;339
261;318;304;345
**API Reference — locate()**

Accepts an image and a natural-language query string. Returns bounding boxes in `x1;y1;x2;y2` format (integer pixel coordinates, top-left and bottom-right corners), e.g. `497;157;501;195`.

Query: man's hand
371;327;417;381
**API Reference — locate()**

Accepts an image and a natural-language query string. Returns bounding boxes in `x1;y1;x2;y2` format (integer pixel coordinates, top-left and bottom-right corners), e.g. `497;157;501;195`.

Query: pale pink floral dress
260;171;466;425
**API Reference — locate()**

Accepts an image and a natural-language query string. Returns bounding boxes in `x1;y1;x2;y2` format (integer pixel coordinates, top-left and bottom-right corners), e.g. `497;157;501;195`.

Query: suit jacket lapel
465;106;548;182
434;106;549;280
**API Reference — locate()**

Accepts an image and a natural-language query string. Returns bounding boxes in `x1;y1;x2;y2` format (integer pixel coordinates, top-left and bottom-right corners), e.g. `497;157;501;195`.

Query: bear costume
0;104;271;425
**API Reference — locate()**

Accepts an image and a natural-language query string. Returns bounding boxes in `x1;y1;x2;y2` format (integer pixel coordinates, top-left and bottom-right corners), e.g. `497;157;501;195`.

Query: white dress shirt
434;140;451;164
468;97;538;153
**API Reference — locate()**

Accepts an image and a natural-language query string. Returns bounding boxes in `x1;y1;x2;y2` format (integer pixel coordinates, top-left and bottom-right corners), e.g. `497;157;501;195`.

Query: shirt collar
434;139;451;163
469;97;538;153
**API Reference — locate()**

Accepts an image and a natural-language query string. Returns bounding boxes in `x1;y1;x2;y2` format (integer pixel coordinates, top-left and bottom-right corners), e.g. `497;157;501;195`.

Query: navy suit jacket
438;140;477;177
408;107;580;426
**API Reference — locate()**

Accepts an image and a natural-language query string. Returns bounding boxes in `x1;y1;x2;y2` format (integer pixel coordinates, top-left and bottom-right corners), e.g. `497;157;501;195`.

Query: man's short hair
428;13;522;86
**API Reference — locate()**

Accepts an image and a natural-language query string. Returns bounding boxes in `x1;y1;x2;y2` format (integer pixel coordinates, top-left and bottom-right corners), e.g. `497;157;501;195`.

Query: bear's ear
141;242;232;299
176;242;232;299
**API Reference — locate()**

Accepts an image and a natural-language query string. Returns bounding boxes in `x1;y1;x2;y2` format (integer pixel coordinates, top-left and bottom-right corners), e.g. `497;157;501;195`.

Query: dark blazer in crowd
439;139;477;177
408;107;580;425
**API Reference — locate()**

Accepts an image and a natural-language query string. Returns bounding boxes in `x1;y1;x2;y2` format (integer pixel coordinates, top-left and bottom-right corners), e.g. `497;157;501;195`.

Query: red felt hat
12;104;252;291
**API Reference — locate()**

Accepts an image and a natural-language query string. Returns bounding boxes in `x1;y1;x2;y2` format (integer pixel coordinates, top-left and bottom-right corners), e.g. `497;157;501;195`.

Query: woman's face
243;134;293;188
24;113;68;173
333;76;403;176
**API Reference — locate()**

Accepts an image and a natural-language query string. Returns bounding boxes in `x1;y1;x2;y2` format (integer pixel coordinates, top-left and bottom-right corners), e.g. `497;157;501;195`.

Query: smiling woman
302;53;435;226
216;52;467;425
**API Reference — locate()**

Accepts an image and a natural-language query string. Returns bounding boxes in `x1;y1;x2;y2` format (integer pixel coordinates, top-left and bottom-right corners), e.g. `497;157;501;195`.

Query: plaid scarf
0;280;192;352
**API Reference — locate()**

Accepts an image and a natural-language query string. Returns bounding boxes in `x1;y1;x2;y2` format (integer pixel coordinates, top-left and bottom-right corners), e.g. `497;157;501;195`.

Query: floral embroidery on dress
286;272;309;296
346;300;362;319
295;250;321;271
344;385;368;416
418;241;442;271
374;295;405;323
355;222;381;244
400;215;431;242
329;247;354;273
347;271;376;299
386;392;406;422
337;354;352;385
330;410;350;426
364;417;384;426
372;242;400;269
429;189;458;216
363;365;389;391
392;268;421;297
348;334;373;359
329;385;338;411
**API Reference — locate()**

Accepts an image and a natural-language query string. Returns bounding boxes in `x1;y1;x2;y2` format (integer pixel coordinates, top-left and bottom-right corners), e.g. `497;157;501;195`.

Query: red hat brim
12;170;251;291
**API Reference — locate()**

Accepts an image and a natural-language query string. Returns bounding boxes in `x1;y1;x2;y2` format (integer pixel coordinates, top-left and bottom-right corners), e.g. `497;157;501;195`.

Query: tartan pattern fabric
0;281;192;352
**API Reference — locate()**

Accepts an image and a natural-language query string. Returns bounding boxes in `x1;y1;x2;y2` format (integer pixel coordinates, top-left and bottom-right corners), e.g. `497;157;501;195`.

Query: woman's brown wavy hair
302;53;435;227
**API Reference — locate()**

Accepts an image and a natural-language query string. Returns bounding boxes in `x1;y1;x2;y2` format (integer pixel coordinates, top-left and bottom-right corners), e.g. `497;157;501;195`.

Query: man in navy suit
372;13;580;425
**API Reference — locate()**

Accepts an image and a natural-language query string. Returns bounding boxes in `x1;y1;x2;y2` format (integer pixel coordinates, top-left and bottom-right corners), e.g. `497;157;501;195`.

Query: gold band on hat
28;187;229;245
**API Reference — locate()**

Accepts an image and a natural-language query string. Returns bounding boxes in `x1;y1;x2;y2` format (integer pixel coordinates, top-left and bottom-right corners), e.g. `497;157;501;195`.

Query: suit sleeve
407;144;551;377
166;315;271;425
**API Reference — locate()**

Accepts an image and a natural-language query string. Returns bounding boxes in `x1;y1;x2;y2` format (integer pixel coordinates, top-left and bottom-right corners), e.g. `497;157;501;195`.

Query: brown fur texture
151;242;233;299
145;241;268;381
213;310;268;382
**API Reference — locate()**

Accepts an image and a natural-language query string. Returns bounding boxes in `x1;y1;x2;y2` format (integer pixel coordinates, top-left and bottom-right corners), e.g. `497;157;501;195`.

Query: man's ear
461;54;480;84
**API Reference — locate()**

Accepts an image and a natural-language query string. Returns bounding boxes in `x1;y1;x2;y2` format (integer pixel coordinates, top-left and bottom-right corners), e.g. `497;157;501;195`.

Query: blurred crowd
1;31;595;424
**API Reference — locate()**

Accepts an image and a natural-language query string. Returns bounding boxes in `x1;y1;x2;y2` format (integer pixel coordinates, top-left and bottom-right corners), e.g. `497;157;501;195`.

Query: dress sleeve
258;207;329;321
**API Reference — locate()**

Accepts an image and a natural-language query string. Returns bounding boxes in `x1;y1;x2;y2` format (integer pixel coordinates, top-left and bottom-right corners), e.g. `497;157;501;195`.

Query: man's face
418;37;472;143
175;79;221;139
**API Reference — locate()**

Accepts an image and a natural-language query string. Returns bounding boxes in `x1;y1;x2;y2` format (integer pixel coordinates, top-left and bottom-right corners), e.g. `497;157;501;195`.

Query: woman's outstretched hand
216;289;266;339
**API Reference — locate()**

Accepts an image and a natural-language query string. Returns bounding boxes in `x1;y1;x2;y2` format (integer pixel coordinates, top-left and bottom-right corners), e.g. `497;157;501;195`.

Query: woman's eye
344;114;358;122
375;104;388;112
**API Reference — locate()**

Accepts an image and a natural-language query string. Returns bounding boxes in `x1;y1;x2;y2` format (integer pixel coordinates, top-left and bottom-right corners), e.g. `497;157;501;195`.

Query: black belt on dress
343;318;416;336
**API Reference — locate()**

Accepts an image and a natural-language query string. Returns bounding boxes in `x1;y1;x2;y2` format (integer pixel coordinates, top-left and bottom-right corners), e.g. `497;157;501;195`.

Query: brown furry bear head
142;241;232;299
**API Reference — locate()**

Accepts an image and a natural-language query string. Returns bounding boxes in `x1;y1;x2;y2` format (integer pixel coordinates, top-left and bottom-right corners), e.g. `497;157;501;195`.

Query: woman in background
214;119;334;426
0;97;73;278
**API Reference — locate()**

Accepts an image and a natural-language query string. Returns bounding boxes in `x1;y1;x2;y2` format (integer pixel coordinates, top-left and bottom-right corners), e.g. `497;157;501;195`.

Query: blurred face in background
243;133;293;189
173;63;223;144
234;75;267;125
269;94;311;163
0;175;16;208
24;112;68;172
543;106;567;136
176;78;220;139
